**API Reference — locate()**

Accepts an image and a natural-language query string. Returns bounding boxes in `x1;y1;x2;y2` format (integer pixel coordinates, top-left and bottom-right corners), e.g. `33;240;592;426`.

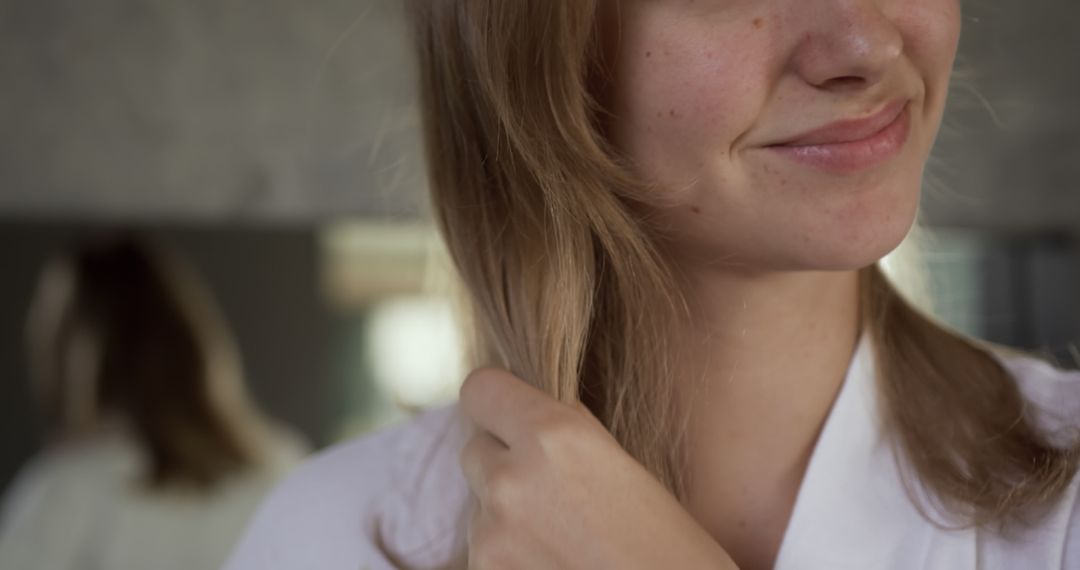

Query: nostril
822;76;867;91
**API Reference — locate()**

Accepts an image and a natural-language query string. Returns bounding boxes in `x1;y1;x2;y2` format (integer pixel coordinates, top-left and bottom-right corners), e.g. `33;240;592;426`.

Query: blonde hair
408;0;1078;545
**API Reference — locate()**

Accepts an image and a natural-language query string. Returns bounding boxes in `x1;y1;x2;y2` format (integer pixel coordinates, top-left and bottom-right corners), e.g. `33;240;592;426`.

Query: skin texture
459;1;961;568
604;0;959;273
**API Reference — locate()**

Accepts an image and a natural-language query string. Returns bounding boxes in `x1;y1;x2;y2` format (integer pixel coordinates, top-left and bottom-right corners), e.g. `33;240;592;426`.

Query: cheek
891;0;961;85
609;27;766;191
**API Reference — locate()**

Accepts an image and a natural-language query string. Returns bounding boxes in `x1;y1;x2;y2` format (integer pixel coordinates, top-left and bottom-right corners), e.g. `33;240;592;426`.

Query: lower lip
764;104;911;174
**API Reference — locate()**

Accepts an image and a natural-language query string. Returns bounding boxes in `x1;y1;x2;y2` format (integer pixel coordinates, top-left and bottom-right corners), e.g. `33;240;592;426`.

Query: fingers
466;504;501;570
467;506;518;570
459;367;553;446
461;431;516;569
459;368;610;459
460;428;509;495
570;399;606;430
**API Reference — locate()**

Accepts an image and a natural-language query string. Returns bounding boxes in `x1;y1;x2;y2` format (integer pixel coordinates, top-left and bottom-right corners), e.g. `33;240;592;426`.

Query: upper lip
768;99;909;147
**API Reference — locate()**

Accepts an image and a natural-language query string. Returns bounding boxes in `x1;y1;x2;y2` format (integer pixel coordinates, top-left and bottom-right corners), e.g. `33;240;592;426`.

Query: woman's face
602;0;961;271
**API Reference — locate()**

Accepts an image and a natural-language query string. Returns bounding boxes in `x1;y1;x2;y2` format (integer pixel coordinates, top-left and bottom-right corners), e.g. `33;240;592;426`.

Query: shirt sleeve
222;436;403;570
223;407;467;570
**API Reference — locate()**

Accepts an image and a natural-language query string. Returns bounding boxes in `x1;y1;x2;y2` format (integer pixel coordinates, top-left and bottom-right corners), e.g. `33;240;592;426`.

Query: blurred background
0;0;1077;566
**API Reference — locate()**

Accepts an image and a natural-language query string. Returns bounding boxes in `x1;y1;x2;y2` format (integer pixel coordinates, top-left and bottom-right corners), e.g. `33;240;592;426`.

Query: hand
459;368;738;570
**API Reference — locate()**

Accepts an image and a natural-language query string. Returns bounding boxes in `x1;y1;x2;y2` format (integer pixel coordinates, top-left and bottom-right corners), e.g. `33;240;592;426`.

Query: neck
672;264;863;569
674;266;862;403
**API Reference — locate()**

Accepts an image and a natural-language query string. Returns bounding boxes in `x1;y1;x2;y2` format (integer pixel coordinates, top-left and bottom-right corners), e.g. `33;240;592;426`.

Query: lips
763;99;912;174
771;99;908;147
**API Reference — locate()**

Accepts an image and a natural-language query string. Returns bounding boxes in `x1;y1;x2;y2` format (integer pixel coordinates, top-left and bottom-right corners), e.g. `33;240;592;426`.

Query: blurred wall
925;0;1080;232
0;0;425;221
0;220;346;490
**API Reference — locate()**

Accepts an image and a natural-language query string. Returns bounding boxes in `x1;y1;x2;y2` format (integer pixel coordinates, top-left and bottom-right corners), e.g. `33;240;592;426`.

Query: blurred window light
319;221;465;436
366;297;464;409
320;221;445;306
882;227;987;339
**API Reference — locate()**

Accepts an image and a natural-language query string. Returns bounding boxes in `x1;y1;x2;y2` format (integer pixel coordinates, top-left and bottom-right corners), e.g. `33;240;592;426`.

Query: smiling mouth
763;100;912;174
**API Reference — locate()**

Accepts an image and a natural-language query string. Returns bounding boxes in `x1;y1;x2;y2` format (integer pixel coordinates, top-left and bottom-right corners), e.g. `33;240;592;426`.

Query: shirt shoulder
994;350;1080;445
980;351;1080;567
223;405;468;570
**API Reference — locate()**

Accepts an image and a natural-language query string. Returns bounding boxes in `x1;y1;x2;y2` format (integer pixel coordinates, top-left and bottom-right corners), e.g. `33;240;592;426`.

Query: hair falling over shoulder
406;0;1078;545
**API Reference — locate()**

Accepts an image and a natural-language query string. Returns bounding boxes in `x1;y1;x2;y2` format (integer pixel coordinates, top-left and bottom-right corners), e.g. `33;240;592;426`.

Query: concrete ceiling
0;0;425;223
0;0;1076;230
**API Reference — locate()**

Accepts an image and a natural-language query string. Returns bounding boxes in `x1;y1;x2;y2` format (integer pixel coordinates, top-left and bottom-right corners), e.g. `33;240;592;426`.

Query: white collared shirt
225;336;1080;569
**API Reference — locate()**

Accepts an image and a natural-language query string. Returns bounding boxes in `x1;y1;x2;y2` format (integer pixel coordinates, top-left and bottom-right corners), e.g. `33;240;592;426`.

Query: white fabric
224;336;1080;569
0;427;307;570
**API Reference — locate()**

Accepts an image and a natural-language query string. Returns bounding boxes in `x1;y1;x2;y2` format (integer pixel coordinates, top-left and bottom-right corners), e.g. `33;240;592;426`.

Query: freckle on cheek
645;51;652;58
753;17;765;29
691;206;702;214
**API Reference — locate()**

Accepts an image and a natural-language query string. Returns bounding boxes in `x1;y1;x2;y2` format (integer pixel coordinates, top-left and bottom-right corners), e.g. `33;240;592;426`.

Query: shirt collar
773;331;977;569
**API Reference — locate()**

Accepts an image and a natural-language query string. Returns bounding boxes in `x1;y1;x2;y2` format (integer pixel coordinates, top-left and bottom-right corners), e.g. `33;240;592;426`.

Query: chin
784;206;918;272
810;173;923;267
655;168;924;274
795;238;906;272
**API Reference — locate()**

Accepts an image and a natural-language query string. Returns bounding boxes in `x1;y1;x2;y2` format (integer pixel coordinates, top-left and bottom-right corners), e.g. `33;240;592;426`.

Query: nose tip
792;2;905;90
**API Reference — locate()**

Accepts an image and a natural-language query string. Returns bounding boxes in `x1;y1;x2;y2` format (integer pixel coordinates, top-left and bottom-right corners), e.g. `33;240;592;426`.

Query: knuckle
483;464;520;513
531;408;585;455
459;435;484;467
460;367;504;404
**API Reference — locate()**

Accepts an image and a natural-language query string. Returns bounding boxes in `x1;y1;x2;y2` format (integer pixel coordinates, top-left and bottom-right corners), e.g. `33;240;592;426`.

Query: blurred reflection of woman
227;1;1080;569
0;236;307;570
